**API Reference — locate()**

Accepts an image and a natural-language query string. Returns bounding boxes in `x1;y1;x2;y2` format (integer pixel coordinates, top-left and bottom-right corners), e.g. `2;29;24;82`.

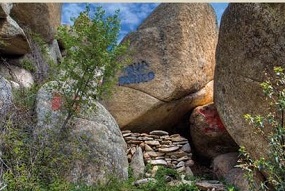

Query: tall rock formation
102;3;218;132
214;4;285;160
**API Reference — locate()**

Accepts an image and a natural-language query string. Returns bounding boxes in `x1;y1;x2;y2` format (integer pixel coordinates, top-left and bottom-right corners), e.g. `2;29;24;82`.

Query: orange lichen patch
51;92;62;111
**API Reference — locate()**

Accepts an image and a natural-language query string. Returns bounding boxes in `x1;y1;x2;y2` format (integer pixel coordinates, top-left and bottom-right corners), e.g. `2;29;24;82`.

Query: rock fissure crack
120;85;167;103
122;80;212;104
236;73;263;84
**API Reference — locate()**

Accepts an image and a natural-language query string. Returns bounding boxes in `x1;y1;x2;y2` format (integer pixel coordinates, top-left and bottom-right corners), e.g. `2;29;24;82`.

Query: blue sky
61;3;228;42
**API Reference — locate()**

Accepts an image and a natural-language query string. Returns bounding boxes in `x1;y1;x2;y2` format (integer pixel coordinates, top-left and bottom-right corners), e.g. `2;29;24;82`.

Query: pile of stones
122;130;227;190
122;130;194;176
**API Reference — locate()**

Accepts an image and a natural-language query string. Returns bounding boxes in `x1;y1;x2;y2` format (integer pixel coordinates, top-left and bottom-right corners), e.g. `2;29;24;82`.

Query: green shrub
239;66;285;190
138;166;199;191
0;4;130;190
55;4;130;131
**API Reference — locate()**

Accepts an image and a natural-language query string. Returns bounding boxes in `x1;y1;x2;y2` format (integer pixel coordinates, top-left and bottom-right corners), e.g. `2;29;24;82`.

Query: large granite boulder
190;103;238;159
103;3;218;132
10;3;61;43
0;16;30;55
36;82;128;184
214;4;285;160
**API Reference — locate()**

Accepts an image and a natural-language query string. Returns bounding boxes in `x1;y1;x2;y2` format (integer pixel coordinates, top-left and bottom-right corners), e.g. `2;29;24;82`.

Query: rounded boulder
214;4;285;160
103;3;218;132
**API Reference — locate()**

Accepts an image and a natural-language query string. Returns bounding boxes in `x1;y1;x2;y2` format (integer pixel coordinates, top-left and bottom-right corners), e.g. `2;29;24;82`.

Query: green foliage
138;166;199;191
0;110;94;191
55;4;130;130
154;166;179;180
0;5;131;190
239;66;285;190
21;58;36;73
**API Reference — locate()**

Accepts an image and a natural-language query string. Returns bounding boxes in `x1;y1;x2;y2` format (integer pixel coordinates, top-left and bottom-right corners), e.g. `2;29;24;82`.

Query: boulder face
103;3;218;132
214;4;285;160
0;16;30;55
10;3;61;43
0;76;12;117
0;64;34;89
36;82;128;184
189;103;238;159
212;152;239;179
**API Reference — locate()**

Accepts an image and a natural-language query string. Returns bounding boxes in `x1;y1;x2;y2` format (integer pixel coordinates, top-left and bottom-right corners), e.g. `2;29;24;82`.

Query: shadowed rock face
214;4;285;161
0;16;30;55
103;3;218;132
190;103;238;159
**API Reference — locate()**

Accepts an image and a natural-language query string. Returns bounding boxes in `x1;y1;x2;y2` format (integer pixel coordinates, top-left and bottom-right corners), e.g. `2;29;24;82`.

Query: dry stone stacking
122;130;194;177
102;3;218;132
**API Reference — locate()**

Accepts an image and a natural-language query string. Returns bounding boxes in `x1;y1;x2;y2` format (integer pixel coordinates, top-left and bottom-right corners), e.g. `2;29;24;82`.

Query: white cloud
61;3;87;25
97;3;159;30
61;3;159;41
61;3;227;42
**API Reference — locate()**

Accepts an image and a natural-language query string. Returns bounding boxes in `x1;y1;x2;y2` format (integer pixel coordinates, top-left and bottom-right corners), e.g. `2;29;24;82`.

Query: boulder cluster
2;2;285;190
123;130;194;177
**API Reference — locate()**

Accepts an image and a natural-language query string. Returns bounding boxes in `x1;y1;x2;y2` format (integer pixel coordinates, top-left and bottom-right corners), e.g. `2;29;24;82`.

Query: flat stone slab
158;146;179;153
150;130;169;136
144;144;154;151
146;151;165;157
171;136;188;142
145;140;160;146
121;130;131;134
196;180;225;191
123;133;132;137
150;159;167;166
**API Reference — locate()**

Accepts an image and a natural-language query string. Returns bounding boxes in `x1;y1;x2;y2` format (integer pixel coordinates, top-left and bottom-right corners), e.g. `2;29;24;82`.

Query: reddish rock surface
197;104;225;134
51;92;62;111
190;103;238;159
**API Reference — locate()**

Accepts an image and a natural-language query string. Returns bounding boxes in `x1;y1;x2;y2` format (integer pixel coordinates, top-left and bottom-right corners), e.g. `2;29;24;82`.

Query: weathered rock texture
0;64;34;89
10;3;61;42
212;152;265;191
212;152;239;179
103;3;218;131
0;16;30;55
214;4;285;160
0;3;12;18
0;3;62;83
130;146;145;179
225;168;265;191
0;76;12;117
36;82;128;185
190;103;238;159
123;130;194;177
